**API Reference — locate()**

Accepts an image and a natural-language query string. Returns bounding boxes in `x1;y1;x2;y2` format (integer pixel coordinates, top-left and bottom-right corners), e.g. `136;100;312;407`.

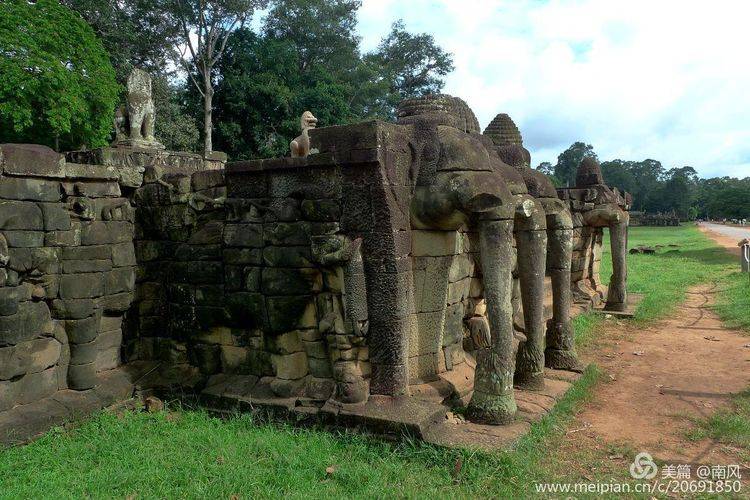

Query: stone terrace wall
0;144;140;411
128;168;229;387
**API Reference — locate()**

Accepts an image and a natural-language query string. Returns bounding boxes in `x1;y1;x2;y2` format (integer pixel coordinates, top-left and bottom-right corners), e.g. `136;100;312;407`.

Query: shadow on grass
655;247;736;265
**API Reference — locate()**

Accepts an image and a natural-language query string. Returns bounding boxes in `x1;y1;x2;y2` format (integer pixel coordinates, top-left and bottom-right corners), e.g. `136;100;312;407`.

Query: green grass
573;225;738;347
2;225;749;499
714;272;750;332
0;367;601;499
687;387;750;461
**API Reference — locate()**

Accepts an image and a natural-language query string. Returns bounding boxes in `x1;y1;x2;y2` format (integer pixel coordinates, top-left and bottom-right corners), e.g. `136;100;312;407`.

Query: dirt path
699;223;743;257
572;284;750;465
558;228;750;474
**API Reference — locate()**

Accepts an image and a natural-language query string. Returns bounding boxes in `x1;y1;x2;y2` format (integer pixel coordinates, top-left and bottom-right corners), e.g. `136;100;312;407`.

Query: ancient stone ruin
113;68;164;150
0;89;631;449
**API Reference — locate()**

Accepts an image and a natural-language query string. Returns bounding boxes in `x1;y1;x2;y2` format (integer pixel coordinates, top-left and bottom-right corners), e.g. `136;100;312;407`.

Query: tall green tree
65;0;199;151
172;0;268;155
212;1;454;159
62;0;179;82
554;142;597;187
364;20;454;117
263;0;361;74
0;0;119;150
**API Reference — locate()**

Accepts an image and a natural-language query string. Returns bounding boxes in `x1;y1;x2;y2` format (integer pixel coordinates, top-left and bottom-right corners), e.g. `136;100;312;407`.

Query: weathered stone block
0;177;61;202
223;248;262;265
0;338;61;380
266;331;303;354
300;199;341;221
61;246;112;262
265;296;316;333
51;299;95;320
0;301;52;346
18;367;58;404
95;346;120;372
65;314;100;344
67;362;97;390
261;268;322;296
80;221;134;245
104;267;135;295
37;202;71;231
194;285;224;306
0;144;65;177
262;246;314;268
0;201;44;230
269;169;341;199
0;286;20;316
97;292;134;313
190;343;222;374
221;345;248;372
223;223;263;248
99;315;123;334
7;247;58;274
62;259;112;274
111;242;137;266
263;222;310;246
3;231;44;247
60;273;104;299
187;221;224;245
0;379;19;411
409;311;443;357
45;227;81;247
271;351;308;380
70;339;99;364
225;292;264;329
192;170;225;191
62;181;121;198
307;358;333;378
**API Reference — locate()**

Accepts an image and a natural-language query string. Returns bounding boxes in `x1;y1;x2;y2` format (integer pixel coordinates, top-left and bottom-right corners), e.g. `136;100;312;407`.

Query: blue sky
356;0;750;178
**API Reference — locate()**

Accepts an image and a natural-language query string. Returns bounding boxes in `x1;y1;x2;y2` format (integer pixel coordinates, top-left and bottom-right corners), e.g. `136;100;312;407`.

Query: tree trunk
203;75;213;155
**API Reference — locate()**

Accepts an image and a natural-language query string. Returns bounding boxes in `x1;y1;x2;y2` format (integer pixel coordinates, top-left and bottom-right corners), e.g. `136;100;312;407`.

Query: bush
0;0;119;150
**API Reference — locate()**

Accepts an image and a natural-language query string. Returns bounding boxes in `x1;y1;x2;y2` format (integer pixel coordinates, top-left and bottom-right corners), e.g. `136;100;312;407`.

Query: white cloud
358;0;750;178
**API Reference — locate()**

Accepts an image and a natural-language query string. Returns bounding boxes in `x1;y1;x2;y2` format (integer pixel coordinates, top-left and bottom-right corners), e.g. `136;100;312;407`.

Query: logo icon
630;452;658;479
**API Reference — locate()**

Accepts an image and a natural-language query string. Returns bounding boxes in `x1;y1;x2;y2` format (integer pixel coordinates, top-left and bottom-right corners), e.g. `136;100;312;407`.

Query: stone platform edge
197;367;584;452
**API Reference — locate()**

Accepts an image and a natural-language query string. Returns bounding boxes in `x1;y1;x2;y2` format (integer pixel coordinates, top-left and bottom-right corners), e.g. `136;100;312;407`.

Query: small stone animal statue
290;111;318;158
126;68;157;143
112;68;163;149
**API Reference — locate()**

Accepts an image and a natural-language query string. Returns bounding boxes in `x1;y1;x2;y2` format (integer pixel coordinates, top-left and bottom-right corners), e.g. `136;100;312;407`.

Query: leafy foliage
364;20;455;117
213;2;454;159
64;0;201;152
61;0;179;82
0;0;119;150
553;142;597;187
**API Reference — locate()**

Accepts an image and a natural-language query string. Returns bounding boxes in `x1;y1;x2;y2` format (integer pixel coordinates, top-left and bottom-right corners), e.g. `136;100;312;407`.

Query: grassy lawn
0;226;747;498
575;225;746;346
687;388;750;463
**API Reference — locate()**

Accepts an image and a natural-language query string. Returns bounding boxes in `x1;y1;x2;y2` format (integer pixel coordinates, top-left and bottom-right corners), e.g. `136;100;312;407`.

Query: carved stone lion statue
290;111;318;158
112;68;164;149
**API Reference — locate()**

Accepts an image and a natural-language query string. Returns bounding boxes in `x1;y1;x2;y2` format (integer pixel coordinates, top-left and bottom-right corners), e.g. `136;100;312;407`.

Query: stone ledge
198;367;583;451
0;367;135;448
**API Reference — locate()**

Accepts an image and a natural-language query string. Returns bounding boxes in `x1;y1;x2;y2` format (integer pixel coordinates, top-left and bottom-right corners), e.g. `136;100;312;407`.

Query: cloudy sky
357;0;750;178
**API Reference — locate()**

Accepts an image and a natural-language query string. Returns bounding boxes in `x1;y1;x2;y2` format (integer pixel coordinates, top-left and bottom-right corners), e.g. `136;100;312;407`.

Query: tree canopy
0;0;119;151
553;142;597;187
540;142;750;220
212;2;454;159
